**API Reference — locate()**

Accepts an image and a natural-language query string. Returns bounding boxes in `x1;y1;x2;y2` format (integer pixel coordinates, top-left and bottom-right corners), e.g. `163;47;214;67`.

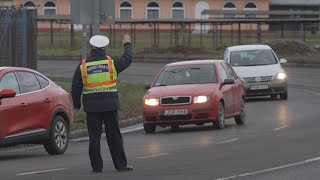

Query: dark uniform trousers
86;111;127;171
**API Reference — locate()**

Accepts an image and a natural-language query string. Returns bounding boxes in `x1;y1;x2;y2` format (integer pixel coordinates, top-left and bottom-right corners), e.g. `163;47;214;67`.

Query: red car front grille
160;115;192;121
160;96;191;105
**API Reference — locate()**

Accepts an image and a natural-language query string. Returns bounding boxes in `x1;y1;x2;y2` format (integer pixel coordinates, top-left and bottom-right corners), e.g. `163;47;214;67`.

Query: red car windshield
154;64;217;86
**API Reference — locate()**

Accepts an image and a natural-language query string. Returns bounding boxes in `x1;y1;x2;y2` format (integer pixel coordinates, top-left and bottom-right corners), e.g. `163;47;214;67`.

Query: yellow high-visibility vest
80;56;118;94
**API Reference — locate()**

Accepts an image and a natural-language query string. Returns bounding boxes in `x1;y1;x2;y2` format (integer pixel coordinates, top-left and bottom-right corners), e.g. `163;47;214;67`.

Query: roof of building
270;0;320;6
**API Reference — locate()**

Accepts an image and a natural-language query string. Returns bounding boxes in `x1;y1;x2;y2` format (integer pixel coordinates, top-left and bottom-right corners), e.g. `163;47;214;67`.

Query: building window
43;1;56;16
245;2;257;9
244;2;257;18
223;2;236;18
24;1;36;9
119;1;132;19
147;2;160;19
224;2;236;9
171;2;184;19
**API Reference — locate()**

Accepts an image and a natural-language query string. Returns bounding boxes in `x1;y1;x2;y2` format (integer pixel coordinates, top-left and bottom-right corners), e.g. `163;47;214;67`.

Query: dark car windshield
154;64;217;86
230;49;278;66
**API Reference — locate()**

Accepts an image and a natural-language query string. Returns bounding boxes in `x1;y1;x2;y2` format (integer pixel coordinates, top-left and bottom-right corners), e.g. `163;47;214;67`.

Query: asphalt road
37;60;166;84
0;61;319;180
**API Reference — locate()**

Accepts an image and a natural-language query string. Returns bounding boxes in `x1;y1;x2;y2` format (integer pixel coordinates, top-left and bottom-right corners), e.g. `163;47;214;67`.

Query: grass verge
49;77;147;131
38;31;320;64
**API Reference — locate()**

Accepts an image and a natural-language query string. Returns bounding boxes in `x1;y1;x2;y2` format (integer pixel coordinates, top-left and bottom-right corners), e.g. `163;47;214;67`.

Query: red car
0;67;73;154
142;60;245;134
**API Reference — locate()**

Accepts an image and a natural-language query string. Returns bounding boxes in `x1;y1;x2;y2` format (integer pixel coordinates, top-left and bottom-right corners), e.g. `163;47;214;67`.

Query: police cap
89;35;110;48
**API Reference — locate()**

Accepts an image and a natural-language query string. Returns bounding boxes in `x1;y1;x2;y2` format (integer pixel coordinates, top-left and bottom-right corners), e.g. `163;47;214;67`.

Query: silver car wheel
240;101;245;119
54;121;67;149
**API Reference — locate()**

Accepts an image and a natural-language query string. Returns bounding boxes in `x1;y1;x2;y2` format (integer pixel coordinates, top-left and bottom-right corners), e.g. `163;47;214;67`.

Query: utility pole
71;0;115;58
92;0;100;35
82;25;87;59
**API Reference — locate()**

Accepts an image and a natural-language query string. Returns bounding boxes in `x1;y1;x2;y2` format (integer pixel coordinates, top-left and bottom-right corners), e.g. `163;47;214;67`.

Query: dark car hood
145;84;219;98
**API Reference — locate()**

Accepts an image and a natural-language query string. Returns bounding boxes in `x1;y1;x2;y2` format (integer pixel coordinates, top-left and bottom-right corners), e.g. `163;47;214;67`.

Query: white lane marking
121;126;144;134
71;124;143;142
291;88;320;96
290;82;320;87
137;153;169;159
214;157;320;180
71;137;89;142
16;168;67;176
215;176;237;180
273;125;288;131
216;138;239;145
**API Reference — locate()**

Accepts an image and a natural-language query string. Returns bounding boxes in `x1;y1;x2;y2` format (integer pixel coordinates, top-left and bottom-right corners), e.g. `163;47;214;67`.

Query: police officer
71;34;133;173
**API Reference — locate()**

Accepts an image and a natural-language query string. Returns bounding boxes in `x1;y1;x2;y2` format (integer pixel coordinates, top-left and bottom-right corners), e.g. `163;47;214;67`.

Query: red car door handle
20;103;27;107
44;98;52;103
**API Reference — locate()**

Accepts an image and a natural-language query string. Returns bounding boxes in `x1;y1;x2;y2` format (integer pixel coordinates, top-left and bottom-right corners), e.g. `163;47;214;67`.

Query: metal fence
35;12;320;60
0;7;37;69
39;20;320;46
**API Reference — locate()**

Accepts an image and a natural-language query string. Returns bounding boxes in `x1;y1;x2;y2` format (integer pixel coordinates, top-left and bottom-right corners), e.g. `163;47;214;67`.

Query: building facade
12;0;269;18
11;0;270;31
0;0;12;6
269;0;320;30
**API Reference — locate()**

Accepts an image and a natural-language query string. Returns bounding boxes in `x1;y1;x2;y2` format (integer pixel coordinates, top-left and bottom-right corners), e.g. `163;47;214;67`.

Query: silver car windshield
154;64;217;86
230;49;278;66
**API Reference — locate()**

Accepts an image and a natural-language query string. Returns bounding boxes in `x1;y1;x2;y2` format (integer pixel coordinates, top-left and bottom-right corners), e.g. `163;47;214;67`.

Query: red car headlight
193;96;210;103
144;98;160;106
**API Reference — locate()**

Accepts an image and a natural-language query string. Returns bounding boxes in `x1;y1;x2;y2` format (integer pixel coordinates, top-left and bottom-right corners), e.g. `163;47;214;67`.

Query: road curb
69;115;143;139
38;57;320;67
38;56;184;64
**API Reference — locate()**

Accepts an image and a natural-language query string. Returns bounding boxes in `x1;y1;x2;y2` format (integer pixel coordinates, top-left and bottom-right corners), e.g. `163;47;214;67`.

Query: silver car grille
160;96;191;105
243;76;273;83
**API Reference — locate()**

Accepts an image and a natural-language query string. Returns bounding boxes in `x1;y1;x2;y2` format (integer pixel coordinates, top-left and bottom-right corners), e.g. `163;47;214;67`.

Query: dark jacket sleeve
113;43;133;74
71;63;83;109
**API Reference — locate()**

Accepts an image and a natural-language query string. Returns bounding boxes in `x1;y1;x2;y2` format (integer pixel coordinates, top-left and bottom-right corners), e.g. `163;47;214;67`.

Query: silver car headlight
144;98;160;106
275;73;287;80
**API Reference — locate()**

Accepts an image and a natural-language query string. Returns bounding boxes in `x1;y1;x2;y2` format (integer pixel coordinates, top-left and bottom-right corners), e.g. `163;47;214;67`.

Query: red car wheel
214;102;225;129
44;115;69;155
235;98;246;125
144;123;156;134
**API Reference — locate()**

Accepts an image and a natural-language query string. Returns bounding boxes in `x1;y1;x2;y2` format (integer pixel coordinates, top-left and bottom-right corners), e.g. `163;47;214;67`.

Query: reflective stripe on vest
80;56;118;94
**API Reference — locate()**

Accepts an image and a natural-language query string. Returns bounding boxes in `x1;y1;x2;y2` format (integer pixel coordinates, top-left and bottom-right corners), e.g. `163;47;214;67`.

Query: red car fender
46;104;72;130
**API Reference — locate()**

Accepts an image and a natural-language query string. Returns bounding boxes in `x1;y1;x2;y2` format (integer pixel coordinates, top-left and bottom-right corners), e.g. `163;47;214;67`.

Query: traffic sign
70;0;115;25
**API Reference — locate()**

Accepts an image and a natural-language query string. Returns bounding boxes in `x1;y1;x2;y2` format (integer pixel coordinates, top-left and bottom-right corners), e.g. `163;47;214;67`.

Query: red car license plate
162;109;188;116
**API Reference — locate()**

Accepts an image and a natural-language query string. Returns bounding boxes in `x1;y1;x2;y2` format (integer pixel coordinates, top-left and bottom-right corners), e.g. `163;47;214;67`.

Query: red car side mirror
0;89;16;99
223;79;235;85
